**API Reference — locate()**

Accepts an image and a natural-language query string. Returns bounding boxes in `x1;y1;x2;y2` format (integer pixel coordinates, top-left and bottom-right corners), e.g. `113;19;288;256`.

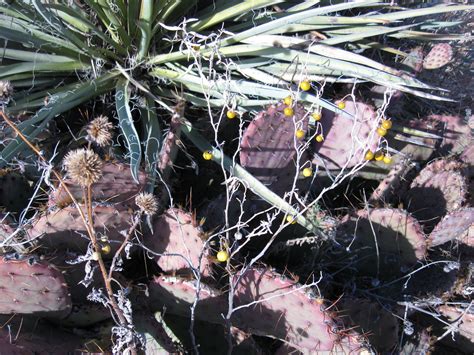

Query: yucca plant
0;0;472;227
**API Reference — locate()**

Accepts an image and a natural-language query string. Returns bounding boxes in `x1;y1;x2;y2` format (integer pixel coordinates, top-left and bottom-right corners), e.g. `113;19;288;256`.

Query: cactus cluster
0;1;473;353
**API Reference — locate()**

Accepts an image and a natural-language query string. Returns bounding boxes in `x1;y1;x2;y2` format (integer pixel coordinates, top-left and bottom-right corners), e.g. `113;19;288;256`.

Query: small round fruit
312;112;321;121
365;150;374;161
377;127;387;137
101;244;111;255
203;150;213;160
283;96;293;106
226;110;237;119
91;252;100;261
315;134;324;143
216;250;229;262
299;80;311;91
374;151;384;161
100;235;108;243
381;119;392;130
302;167;313;177
383;155;392;164
283;107;294;117
295;129;305;139
286;215;297;224
337;101;346;109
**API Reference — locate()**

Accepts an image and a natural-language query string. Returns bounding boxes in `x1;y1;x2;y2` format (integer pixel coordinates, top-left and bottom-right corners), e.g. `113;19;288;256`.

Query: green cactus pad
0;256;71;314
337;208;427;276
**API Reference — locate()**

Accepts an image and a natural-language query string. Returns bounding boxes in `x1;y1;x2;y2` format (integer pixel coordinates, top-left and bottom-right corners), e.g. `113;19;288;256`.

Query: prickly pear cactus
339;298;399;353
337;208;427;276
0;318;85;353
49;162;146;207
146;208;212;276
240;102;309;188
438;305;474;353
429;207;473;251
311;101;379;170
404;159;468;232
423;43;453;70
0;170;33;214
0;213;14;244
434;114;473;156
403;46;425;74
0;255;71;314
149;268;357;352
369;158;415;205
162;313;261;354
27;204;131;255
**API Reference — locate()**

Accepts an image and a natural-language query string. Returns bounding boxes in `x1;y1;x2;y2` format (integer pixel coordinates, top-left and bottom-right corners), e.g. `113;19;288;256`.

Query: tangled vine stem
180;117;328;240
0;110;137;352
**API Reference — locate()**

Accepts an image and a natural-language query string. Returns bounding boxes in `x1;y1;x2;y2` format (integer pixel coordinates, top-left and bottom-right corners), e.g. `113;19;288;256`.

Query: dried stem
0;111;133;343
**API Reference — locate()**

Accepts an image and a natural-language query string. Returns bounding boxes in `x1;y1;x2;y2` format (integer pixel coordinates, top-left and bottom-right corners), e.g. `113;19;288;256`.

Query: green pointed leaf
115;78;142;183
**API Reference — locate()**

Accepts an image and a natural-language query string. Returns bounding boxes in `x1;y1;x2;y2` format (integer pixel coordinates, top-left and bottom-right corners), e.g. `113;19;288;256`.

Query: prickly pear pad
240;102;308;186
0;256;71;314
149;268;342;352
230;268;337;352
27;204;131;255
369;158;414;204
429;207;473;250
423;43;453;70
340;298;399;353
147;208;211;276
405;159;468;232
49;162;146;207
312;101;379;170
337;208;427;276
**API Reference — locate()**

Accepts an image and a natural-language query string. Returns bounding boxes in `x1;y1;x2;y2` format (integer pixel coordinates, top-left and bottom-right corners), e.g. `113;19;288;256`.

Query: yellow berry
283;96;293;106
283;107;294;117
101;244;111;255
374;151;384;161
337;101;346;109
377;127;387;137
299;80;311;91
315;134;324;143
216;250;229;262
226;110;236;119
312;112;321;121
203;150;213;160
365;150;375;161
383;155;392;164
92;252;100;261
302;167;313;177
192;44;200;51
295;129;305;139
286;215;297;224
381;119;392;130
